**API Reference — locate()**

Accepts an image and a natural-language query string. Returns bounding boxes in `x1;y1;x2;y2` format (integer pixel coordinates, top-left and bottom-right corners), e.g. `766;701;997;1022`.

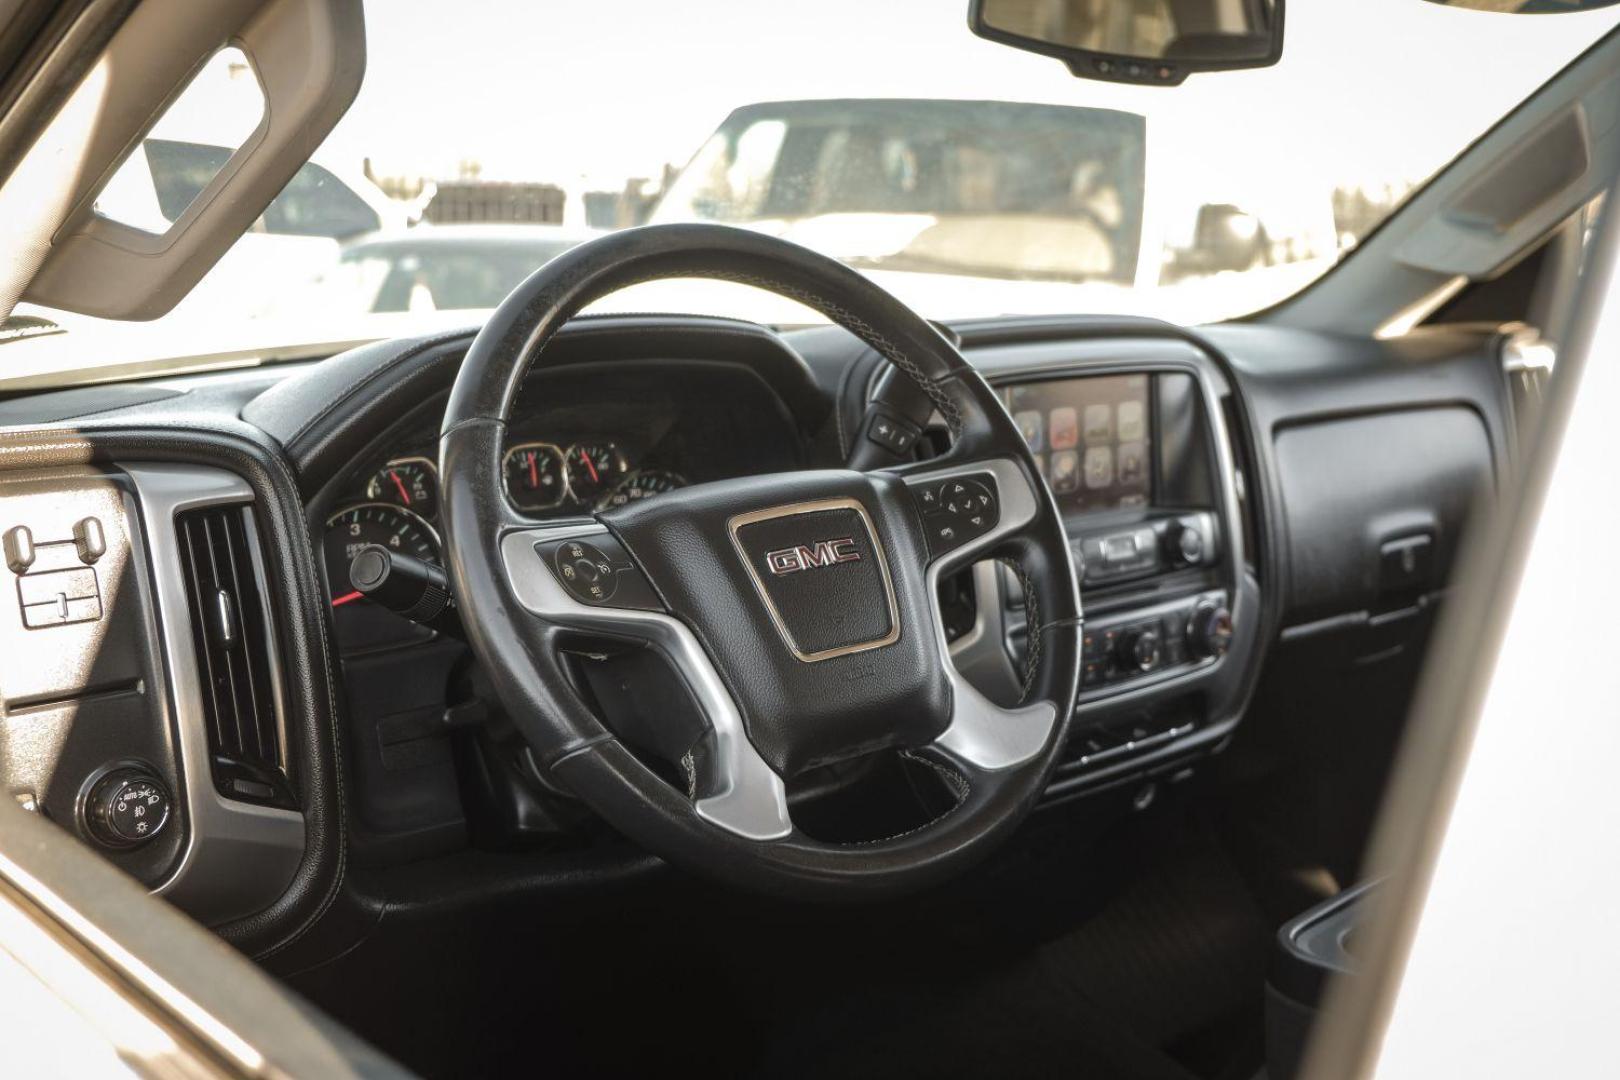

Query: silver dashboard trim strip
122;464;304;925
904;457;1062;771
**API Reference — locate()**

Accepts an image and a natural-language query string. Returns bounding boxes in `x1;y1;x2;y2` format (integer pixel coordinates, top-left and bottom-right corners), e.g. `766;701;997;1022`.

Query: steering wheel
438;224;1081;899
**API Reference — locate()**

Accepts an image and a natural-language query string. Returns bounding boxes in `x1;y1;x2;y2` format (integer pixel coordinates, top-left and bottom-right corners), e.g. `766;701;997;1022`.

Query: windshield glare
8;0;1620;380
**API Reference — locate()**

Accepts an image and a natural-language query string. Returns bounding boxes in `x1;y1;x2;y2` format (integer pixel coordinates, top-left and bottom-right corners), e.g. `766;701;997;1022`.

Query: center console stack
946;342;1255;803
1001;371;1233;693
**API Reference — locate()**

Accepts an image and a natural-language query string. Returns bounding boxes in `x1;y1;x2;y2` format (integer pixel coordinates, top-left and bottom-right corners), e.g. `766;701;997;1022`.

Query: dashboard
0;311;1506;960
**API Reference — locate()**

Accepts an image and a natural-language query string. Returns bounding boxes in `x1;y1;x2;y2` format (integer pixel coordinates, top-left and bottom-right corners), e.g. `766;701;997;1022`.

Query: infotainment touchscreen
1004;374;1151;515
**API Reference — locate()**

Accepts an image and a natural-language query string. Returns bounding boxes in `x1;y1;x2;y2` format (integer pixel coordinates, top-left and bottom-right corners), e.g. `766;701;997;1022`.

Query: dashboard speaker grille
174;503;288;804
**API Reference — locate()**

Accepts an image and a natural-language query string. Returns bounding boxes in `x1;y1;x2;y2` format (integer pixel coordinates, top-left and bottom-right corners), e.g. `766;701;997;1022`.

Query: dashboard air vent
174;504;290;806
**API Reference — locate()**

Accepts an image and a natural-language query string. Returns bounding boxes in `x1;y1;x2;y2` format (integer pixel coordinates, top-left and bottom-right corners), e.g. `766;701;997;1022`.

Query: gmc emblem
764;537;862;576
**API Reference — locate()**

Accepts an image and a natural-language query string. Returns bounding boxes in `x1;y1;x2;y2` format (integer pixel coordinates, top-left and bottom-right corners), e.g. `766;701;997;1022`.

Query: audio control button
917;473;1000;557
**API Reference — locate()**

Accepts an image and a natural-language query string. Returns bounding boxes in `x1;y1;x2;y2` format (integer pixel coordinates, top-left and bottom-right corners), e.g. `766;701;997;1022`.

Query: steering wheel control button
537;534;662;611
914;473;1000;557
83;769;171;849
866;413;920;456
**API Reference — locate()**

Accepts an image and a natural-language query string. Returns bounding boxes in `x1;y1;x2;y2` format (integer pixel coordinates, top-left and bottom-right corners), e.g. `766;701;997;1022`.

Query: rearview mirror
968;0;1283;86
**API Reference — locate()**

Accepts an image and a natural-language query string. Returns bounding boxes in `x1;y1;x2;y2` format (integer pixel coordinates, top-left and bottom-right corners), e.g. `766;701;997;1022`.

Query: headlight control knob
84;769;171;849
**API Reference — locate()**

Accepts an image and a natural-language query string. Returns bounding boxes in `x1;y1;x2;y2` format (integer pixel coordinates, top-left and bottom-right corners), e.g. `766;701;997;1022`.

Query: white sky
319;0;1619;199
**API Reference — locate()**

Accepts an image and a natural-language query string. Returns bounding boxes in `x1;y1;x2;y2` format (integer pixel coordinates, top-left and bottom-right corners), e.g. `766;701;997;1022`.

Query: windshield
7;0;1620;382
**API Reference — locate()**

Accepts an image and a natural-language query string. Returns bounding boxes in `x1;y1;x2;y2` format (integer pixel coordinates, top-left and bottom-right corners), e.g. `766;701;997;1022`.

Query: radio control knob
83;769;171;849
1187;603;1234;660
1117;628;1161;673
1164;521;1204;566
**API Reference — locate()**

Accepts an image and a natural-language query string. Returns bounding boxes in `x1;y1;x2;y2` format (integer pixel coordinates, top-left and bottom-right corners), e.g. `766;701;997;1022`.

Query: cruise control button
536;535;664;612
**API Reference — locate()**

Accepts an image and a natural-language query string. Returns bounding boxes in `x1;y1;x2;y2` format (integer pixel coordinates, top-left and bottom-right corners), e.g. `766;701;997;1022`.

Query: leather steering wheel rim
438;223;1081;899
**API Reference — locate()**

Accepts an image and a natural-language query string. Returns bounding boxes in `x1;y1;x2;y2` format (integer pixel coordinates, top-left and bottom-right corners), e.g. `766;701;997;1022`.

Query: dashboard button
866;414;919;455
4;525;34;573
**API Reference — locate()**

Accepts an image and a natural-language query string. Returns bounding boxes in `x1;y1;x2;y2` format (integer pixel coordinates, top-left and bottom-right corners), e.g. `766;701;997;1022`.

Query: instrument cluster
322;442;686;628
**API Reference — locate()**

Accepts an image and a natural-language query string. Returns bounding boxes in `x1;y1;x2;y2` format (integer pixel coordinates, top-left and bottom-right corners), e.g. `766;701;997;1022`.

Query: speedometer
323;503;440;607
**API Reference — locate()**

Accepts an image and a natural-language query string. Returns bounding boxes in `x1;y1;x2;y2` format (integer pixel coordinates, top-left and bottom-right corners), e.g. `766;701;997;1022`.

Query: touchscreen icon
1117;441;1147;485
1048;407;1078;451
1118;400;1145;442
1049;450;1080;494
1031;452;1047;484
1083;404;1112;444
1084;446;1113;489
1014;410;1043;452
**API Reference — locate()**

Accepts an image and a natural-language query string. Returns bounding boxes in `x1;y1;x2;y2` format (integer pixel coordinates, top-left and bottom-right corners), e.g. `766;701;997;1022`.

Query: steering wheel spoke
886;457;1066;772
499;522;792;841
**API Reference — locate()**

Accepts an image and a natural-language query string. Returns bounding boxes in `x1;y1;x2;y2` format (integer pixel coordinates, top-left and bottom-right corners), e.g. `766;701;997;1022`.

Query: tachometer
596;468;686;510
564;442;627;502
503;442;567;511
365;457;439;519
323;503;440;607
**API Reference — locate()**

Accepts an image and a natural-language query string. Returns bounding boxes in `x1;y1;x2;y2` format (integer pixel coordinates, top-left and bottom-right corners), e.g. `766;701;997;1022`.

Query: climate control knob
1187;603;1234;660
1163;521;1204;566
1116;628;1162;673
83;769;171;849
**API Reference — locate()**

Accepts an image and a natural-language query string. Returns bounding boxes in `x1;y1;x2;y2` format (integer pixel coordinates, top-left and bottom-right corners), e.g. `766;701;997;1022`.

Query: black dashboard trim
244;315;833;496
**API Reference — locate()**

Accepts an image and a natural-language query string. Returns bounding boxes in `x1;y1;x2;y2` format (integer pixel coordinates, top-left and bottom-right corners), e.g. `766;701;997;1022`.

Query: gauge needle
389;469;411;506
528;451;538;488
581;449;599;484
332;591;363;607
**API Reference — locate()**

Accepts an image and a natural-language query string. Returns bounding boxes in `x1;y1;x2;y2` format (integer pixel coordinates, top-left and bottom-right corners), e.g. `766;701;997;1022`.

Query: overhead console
944;330;1261;803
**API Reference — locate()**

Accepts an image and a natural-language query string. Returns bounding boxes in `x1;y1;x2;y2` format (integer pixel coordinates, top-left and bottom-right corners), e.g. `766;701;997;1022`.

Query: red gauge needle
389;469;412;505
332;590;363;607
580;449;600;484
528;451;539;489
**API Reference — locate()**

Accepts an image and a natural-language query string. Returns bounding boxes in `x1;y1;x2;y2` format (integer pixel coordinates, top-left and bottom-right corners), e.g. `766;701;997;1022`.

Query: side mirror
968;0;1283;86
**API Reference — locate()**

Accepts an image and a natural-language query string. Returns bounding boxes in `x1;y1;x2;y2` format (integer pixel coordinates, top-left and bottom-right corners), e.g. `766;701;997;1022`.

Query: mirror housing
967;0;1283;86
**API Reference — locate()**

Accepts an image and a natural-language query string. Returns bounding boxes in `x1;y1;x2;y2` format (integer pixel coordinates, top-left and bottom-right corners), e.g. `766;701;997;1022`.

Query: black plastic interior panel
1274;408;1492;626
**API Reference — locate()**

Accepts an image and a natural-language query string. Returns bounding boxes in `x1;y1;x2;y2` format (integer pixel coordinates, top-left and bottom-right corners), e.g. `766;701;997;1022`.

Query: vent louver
174;504;291;807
